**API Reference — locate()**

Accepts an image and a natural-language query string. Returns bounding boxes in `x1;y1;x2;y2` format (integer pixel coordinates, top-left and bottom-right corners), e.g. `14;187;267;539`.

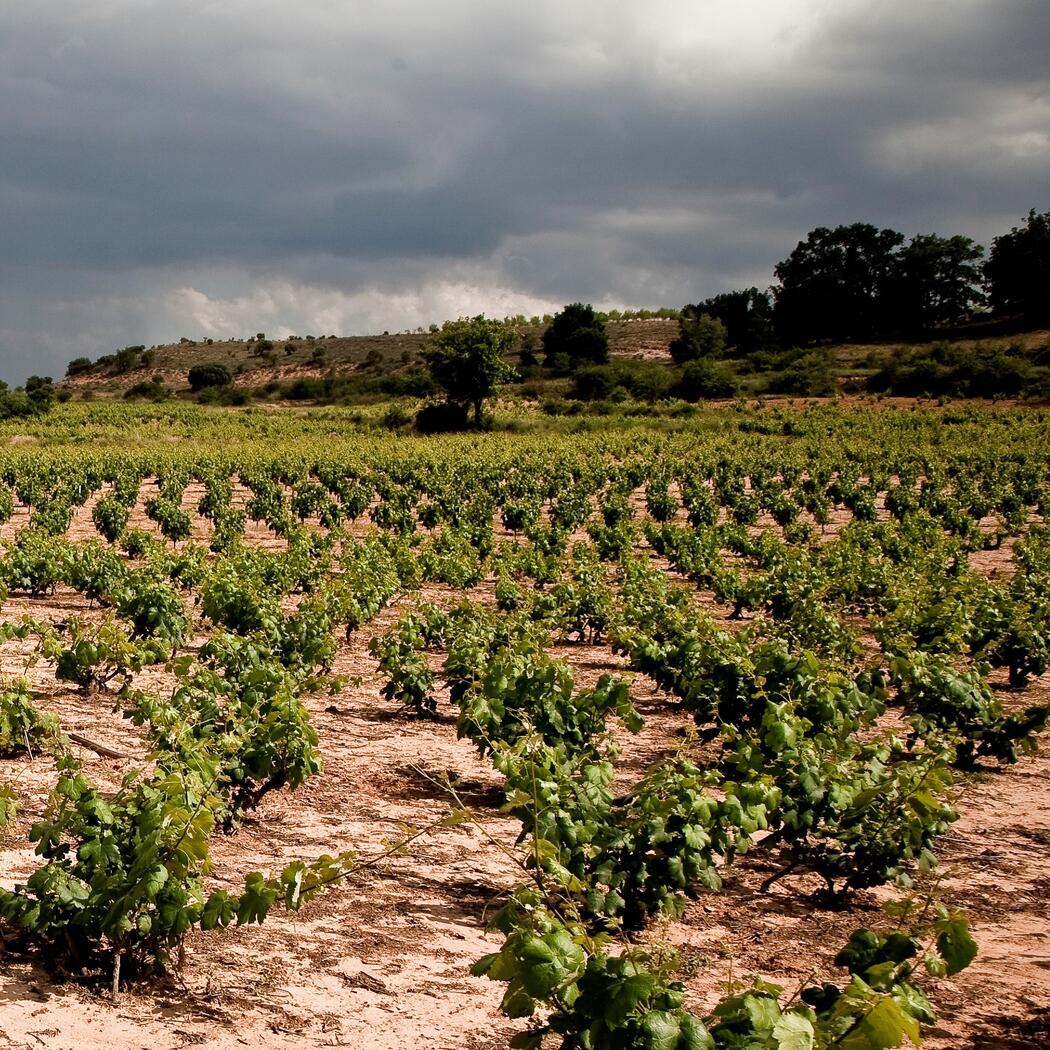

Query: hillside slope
60;320;681;397
58;319;1050;402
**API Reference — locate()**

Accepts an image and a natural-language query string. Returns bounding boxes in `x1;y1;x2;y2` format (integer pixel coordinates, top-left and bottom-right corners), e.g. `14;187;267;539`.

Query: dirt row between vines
0;496;1047;1048
0;590;1048;1049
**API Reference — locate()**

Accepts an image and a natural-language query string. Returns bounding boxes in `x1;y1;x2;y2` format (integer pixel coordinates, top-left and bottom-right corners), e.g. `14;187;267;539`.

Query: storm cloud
1;0;1047;382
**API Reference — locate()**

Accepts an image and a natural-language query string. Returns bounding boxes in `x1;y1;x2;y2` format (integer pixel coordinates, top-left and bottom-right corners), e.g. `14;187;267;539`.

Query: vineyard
0;402;1048;1049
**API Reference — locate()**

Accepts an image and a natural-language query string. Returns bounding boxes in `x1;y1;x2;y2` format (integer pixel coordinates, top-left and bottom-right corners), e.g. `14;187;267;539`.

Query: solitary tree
424;315;516;427
187;363;232;391
66;356;93;377
542;303;609;368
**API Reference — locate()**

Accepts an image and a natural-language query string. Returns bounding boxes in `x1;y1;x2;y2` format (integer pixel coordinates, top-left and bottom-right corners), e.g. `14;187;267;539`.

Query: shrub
571;361;675;402
197;386;250;406
546;351;572;375
0;390;39;420
869;342;1039;398
763;348;837;396
112;346;145;374
414;400;470;433
124;379;168;401
571;365;617;401
65;357;93;377
518;338;539;368
380;405;412;430
617;361;675;402
540;398;575;416
25;376;55;409
187;363;232;391
378;368;437;398
675;358;739;400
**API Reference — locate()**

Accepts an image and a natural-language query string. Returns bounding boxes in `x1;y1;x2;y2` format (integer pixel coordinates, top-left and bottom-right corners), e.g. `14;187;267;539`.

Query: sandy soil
0;496;1048;1049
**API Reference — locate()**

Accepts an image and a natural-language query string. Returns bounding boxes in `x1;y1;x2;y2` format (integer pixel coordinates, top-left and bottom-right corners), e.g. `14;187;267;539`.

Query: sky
1;0;1047;384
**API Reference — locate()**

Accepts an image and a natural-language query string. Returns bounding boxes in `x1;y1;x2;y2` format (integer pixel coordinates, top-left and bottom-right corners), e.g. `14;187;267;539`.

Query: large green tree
891;234;985;331
682;288;773;353
668;313;727;364
773;223;905;344
985;209;1050;324
424;315;516;427
542;303;609;368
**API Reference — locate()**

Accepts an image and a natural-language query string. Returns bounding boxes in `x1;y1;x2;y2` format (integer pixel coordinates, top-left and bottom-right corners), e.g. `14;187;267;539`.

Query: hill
59;319;681;398
57;319;1050;404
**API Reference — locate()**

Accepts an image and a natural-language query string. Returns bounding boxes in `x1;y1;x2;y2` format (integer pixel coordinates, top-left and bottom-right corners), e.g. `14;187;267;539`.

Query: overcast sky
1;1;1047;384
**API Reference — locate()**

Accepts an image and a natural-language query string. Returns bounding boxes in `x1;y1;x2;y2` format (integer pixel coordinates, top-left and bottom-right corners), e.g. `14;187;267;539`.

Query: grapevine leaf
935;916;977;976
837;995;921;1050
771;1011;815;1050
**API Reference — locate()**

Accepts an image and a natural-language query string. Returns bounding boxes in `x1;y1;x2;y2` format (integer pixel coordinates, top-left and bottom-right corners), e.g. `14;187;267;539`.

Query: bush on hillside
187;363;232;391
674;358;739;400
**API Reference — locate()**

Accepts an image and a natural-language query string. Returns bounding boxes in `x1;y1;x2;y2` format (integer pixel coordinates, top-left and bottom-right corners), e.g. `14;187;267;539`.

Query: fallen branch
68;732;128;760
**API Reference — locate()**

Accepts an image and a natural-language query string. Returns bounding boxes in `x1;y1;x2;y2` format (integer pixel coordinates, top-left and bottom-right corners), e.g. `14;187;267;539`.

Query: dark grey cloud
0;0;1047;382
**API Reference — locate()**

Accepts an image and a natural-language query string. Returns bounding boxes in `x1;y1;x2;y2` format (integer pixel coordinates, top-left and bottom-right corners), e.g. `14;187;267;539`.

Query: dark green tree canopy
773;223;905;344
985;209;1050;324
682;288;773;354
668;313;727;364
424;315;516;426
542;303;609;368
890;234;985;331
187;363;232;391
66;357;93;377
0;376;55;420
772;223;993;344
24;375;54;401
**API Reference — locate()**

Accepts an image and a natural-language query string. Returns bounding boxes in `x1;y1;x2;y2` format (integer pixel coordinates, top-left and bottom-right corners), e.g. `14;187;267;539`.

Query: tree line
54;206;1048;420
422;207;1048;425
692;207;1048;351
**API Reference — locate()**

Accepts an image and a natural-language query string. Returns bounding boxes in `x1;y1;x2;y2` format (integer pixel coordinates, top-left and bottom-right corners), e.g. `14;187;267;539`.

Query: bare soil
0;496;1048;1048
